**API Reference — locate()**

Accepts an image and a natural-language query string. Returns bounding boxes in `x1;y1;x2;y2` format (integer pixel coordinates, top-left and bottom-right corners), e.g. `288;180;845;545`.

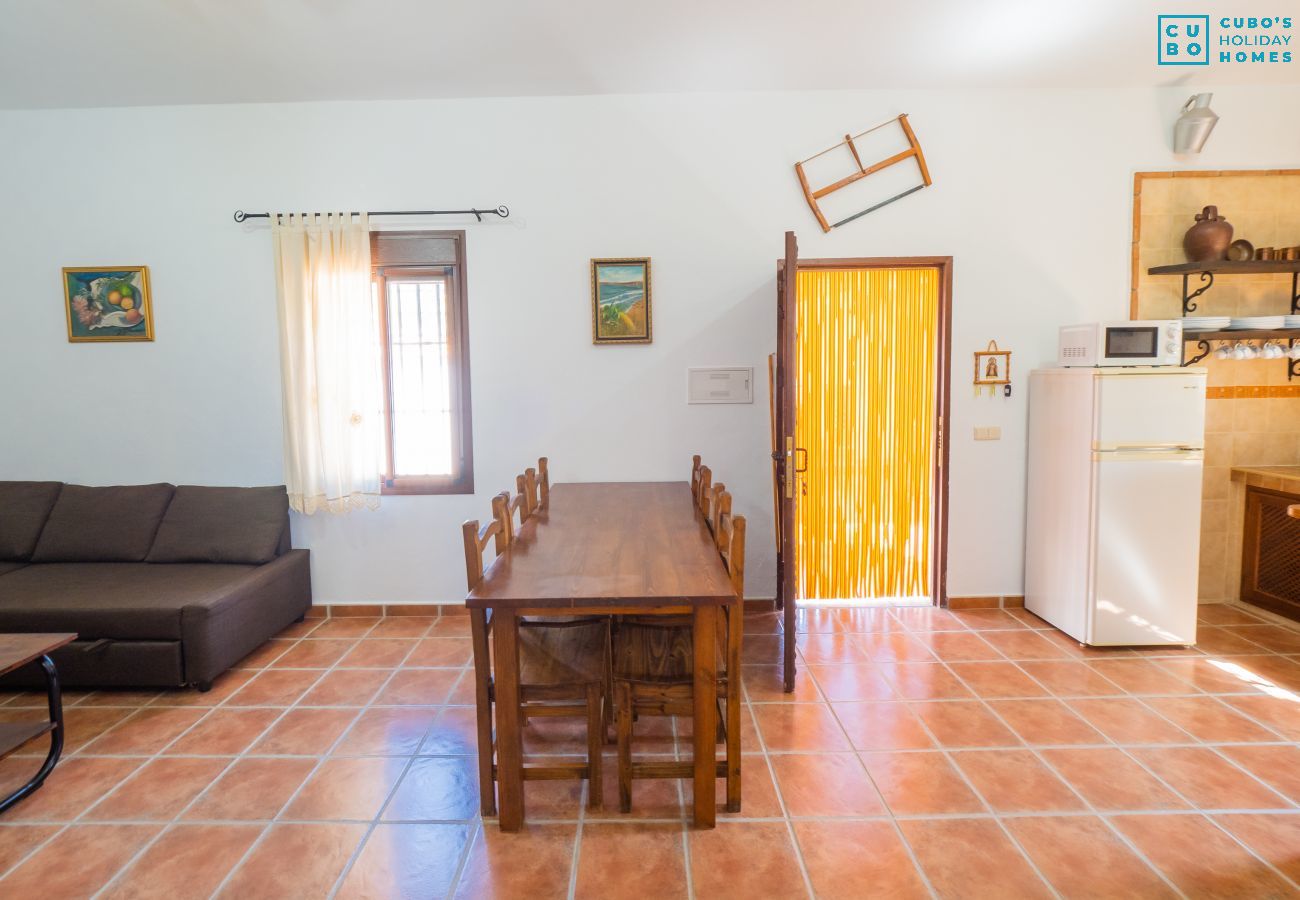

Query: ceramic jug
1184;206;1233;262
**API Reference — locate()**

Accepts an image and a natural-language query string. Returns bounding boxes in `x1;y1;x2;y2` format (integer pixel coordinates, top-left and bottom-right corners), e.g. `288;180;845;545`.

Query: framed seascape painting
591;258;651;344
63;266;154;342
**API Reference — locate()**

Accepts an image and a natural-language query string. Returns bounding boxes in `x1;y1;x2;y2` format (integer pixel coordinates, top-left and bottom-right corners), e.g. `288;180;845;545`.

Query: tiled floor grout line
564;776;587;900
1123;693;1298;807
79;622;359;898
884;648;1064;900
964;636;1300;896
1107;735;1300;893
203;616;409;900
799;603;1300;889
196;616;416;894
929;652;1190;899
1;606;1297;897
813;671;940;899
4;636;313;889
741;677;817;900
801;607;1300;897
445;818;481;900
327;751;422;900
319;618;472;898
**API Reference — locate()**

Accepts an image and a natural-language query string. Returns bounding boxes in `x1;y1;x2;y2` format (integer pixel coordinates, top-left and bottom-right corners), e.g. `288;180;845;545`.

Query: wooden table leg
692;605;718;828
492;608;524;831
469;609;496;817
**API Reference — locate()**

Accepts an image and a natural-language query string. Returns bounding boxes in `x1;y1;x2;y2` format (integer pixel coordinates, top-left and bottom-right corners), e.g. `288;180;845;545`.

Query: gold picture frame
973;339;1010;386
63;266;155;342
591;257;652;344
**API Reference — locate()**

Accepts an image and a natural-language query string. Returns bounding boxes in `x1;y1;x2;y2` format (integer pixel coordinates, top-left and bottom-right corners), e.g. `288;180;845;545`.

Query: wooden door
775;231;800;691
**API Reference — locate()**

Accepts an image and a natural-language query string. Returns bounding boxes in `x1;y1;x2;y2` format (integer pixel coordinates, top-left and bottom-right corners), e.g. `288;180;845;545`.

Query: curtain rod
232;206;509;223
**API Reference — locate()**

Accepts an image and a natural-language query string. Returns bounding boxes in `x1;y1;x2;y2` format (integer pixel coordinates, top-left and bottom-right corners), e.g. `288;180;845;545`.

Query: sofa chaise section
0;481;312;689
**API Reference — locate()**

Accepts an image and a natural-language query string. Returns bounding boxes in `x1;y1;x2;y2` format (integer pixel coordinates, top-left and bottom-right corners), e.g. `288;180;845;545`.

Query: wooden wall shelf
1183;328;1300;342
1147;260;1300;317
1148;260;1300;276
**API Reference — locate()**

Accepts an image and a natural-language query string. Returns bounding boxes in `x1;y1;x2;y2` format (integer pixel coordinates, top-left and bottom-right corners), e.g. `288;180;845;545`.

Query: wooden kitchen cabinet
1240;486;1300;623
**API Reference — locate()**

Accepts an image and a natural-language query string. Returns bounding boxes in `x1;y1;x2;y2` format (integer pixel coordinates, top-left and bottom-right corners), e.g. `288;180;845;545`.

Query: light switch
687;367;754;404
974;426;1001;441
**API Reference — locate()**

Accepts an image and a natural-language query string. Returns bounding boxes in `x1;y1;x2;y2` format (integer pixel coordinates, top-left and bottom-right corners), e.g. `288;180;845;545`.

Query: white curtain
272;213;385;514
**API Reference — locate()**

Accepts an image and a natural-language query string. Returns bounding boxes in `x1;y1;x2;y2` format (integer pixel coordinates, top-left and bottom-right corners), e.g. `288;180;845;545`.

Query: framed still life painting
63;266;154;342
591;258;651;344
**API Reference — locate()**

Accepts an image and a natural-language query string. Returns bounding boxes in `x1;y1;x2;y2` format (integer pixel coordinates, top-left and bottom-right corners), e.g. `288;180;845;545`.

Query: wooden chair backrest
707;484;730;541
705;482;727;536
495;490;521;546
690;454;703;503
696;465;712;515
537;457;550;510
514;457;551;524
460;509;504;593
715;490;746;599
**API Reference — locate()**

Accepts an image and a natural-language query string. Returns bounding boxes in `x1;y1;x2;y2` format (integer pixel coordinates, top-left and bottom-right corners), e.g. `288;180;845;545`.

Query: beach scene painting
591;258;651;344
63;266;154;342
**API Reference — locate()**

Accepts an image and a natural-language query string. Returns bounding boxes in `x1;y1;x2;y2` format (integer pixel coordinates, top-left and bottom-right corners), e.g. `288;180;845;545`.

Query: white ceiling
2;0;1295;109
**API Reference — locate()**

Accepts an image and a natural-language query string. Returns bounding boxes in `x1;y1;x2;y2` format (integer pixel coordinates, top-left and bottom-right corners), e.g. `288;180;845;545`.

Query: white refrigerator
1025;367;1206;646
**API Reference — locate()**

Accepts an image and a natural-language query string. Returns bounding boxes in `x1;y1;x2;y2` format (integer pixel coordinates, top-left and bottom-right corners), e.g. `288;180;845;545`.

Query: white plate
1227;316;1287;330
1284;315;1300;328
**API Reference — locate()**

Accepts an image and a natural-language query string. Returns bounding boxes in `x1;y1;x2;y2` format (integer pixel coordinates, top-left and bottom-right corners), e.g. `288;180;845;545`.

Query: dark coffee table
0;633;75;813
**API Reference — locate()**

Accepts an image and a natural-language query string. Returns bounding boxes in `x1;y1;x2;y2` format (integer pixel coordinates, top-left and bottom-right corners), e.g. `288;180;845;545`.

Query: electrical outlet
974;426;1001;441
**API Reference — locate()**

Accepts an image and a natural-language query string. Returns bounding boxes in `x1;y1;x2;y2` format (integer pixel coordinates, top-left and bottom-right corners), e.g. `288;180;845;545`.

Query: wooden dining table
466;481;738;830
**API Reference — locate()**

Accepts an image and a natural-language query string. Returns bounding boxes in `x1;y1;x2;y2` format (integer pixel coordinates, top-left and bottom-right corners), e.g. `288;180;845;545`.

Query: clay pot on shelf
1226;239;1254;261
1183;206;1233;262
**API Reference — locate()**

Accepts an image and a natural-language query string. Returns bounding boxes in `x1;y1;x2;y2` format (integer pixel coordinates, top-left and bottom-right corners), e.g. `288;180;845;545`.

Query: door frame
777;254;954;610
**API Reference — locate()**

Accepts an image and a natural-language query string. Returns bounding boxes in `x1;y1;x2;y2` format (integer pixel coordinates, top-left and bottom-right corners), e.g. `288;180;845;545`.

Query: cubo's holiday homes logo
1159;15;1210;65
1158;14;1293;66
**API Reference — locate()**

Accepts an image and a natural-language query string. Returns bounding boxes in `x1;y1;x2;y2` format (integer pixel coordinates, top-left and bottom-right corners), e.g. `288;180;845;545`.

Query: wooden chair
466;490;608;816
507;457;550;530
611;489;746;813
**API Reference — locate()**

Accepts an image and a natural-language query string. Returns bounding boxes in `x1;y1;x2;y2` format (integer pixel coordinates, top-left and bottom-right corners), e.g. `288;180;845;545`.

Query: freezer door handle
1092;449;1203;462
1093;442;1203;452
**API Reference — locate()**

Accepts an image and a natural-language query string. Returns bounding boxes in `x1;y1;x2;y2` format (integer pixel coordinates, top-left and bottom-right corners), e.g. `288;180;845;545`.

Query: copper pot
1183;206;1233;262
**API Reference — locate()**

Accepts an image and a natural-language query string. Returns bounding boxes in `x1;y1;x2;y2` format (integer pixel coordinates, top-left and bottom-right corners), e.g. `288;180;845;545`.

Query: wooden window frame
373;232;474;496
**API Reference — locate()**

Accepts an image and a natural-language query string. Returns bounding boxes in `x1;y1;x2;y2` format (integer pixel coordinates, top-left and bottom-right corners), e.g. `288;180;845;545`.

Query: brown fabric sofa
0;481;311;690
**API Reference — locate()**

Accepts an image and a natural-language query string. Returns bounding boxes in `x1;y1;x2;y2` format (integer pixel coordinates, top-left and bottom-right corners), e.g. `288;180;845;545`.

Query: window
371;230;473;494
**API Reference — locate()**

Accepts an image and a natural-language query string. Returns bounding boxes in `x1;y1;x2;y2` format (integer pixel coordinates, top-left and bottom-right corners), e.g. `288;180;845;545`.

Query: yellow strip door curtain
794;267;939;601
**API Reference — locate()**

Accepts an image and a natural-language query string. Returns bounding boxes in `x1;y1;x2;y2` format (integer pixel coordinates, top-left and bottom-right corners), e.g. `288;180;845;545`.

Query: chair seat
612;619;730;686
519;620;607;685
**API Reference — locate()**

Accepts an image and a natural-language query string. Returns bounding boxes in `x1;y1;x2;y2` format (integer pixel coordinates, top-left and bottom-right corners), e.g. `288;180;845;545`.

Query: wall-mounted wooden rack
1148;259;1300;380
1182;328;1300;379
1146;259;1300;316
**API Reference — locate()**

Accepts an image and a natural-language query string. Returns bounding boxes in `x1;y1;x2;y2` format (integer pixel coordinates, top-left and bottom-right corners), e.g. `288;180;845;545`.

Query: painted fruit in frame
63;266;154;342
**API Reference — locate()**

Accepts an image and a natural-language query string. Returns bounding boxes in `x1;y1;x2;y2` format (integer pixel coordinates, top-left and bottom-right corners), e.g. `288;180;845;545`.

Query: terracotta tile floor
0;603;1297;898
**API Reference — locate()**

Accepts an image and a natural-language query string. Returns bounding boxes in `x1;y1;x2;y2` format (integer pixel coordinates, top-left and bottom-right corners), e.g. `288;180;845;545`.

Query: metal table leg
0;655;64;814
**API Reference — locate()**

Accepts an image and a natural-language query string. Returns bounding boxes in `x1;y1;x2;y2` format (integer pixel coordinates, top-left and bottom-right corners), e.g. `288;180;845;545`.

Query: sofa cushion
31;483;175;563
147;485;289;565
0;481;62;561
0;562;260;640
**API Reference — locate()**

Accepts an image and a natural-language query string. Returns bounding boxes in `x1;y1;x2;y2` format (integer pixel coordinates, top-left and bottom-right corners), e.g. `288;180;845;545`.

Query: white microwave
1058;320;1183;367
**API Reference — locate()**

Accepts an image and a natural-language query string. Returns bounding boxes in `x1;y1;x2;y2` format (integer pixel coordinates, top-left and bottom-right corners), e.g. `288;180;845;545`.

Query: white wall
2;86;1297;603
